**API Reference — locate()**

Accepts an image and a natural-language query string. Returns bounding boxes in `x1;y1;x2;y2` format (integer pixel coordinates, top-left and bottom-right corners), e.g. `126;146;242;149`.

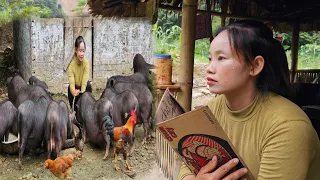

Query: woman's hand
73;89;80;97
195;156;248;180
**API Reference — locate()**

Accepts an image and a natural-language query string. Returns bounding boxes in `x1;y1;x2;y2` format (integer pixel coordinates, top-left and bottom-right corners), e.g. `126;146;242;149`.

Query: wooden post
220;0;227;26
291;22;300;83
177;0;198;111
130;2;137;17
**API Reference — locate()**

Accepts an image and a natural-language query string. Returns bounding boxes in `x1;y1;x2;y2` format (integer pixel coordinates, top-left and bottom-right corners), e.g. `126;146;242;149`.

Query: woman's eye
218;56;226;60
208;57;212;62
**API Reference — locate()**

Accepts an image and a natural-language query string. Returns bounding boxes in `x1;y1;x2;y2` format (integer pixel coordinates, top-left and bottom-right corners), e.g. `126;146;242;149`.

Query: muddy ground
0;62;214;180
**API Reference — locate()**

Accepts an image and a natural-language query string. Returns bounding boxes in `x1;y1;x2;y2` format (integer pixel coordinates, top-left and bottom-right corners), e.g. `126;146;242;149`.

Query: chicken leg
123;159;132;172
121;148;132;172
113;140;124;171
113;153;121;171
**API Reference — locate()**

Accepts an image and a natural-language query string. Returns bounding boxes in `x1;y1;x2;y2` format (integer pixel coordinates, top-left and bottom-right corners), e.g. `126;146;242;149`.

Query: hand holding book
192;156;248;180
156;89;255;180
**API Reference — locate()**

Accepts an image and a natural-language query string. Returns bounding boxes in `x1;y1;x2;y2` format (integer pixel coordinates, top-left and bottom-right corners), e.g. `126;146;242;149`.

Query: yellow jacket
67;57;90;93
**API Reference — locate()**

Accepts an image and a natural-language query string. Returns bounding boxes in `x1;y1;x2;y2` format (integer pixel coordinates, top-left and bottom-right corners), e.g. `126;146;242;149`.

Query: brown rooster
105;110;136;171
43;153;76;180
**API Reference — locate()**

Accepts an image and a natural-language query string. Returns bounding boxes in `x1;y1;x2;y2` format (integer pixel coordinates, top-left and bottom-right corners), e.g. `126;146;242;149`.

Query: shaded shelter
160;0;320;110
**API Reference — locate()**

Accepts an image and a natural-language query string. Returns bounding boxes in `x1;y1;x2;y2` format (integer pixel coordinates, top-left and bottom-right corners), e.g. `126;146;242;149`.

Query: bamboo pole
291;22;300;83
177;0;198;111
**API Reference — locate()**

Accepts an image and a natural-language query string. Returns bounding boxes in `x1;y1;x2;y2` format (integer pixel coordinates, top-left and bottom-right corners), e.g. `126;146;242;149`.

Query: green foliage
153;23;181;60
0;0;66;27
71;0;87;15
154;9;221;63
31;0;65;18
194;38;210;63
0;0;51;27
156;9;182;32
287;43;320;69
278;31;320;50
154;9;319;69
280;31;320;69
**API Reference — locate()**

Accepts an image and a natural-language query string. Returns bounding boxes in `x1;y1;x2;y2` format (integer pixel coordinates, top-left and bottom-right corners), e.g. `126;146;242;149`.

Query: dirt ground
0;62;214;180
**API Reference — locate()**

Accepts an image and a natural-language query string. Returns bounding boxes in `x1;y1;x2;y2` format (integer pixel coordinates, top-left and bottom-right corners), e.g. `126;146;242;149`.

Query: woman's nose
206;60;216;74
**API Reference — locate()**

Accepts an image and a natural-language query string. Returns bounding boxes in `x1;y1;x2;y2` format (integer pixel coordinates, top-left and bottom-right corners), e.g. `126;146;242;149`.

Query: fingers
208;158;247;180
196;157;248;180
222;168;248;180
198;156;218;174
73;89;80;97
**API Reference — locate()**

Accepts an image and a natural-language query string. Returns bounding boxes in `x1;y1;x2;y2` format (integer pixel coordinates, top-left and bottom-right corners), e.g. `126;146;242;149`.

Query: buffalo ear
147;63;155;70
110;79;115;87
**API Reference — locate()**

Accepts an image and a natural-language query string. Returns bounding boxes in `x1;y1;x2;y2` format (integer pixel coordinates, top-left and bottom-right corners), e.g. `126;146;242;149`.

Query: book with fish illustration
156;89;255;179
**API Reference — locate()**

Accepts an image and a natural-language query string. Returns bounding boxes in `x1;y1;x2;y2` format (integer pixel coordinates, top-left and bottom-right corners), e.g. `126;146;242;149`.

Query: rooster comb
130;110;136;121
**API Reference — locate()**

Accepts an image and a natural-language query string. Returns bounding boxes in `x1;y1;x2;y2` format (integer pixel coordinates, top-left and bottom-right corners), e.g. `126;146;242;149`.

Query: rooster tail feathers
103;116;114;132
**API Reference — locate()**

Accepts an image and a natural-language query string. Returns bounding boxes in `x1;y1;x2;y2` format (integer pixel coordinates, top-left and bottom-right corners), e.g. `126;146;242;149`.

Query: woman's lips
206;77;217;85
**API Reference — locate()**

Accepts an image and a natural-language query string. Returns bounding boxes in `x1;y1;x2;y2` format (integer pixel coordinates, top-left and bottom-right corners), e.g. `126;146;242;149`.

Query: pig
76;92;113;159
14;85;52;108
7;75;26;103
104;76;153;143
132;53;155;83
18;96;49;167
106;54;155;86
100;88;139;127
28;76;49;92
45;100;76;159
57;100;75;140
7;75;52;107
0;99;18;147
102;54;155;143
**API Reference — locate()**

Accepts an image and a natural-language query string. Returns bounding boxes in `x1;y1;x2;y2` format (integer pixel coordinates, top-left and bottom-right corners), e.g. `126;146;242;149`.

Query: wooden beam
177;0;197;111
159;4;303;23
290;22;300;83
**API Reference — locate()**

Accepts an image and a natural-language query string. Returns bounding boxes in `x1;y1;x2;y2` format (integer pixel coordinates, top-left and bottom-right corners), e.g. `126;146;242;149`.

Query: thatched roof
87;0;150;17
160;0;320;32
86;0;320;32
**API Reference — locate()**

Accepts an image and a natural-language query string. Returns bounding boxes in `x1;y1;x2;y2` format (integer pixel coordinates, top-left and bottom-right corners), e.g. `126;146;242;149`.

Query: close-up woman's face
76;42;86;62
206;30;251;95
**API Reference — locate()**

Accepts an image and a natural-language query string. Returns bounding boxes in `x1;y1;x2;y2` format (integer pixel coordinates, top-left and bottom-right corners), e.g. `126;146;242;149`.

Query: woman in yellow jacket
67;36;92;110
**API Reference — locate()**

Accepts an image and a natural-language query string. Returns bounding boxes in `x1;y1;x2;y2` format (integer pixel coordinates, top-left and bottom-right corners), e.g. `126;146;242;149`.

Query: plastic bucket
154;54;172;85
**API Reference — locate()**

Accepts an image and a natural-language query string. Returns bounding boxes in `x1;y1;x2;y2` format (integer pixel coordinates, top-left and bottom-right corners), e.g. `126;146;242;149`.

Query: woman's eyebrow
212;49;224;55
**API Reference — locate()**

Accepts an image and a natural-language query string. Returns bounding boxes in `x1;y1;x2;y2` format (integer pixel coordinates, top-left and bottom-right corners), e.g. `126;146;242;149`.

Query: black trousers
68;81;92;111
